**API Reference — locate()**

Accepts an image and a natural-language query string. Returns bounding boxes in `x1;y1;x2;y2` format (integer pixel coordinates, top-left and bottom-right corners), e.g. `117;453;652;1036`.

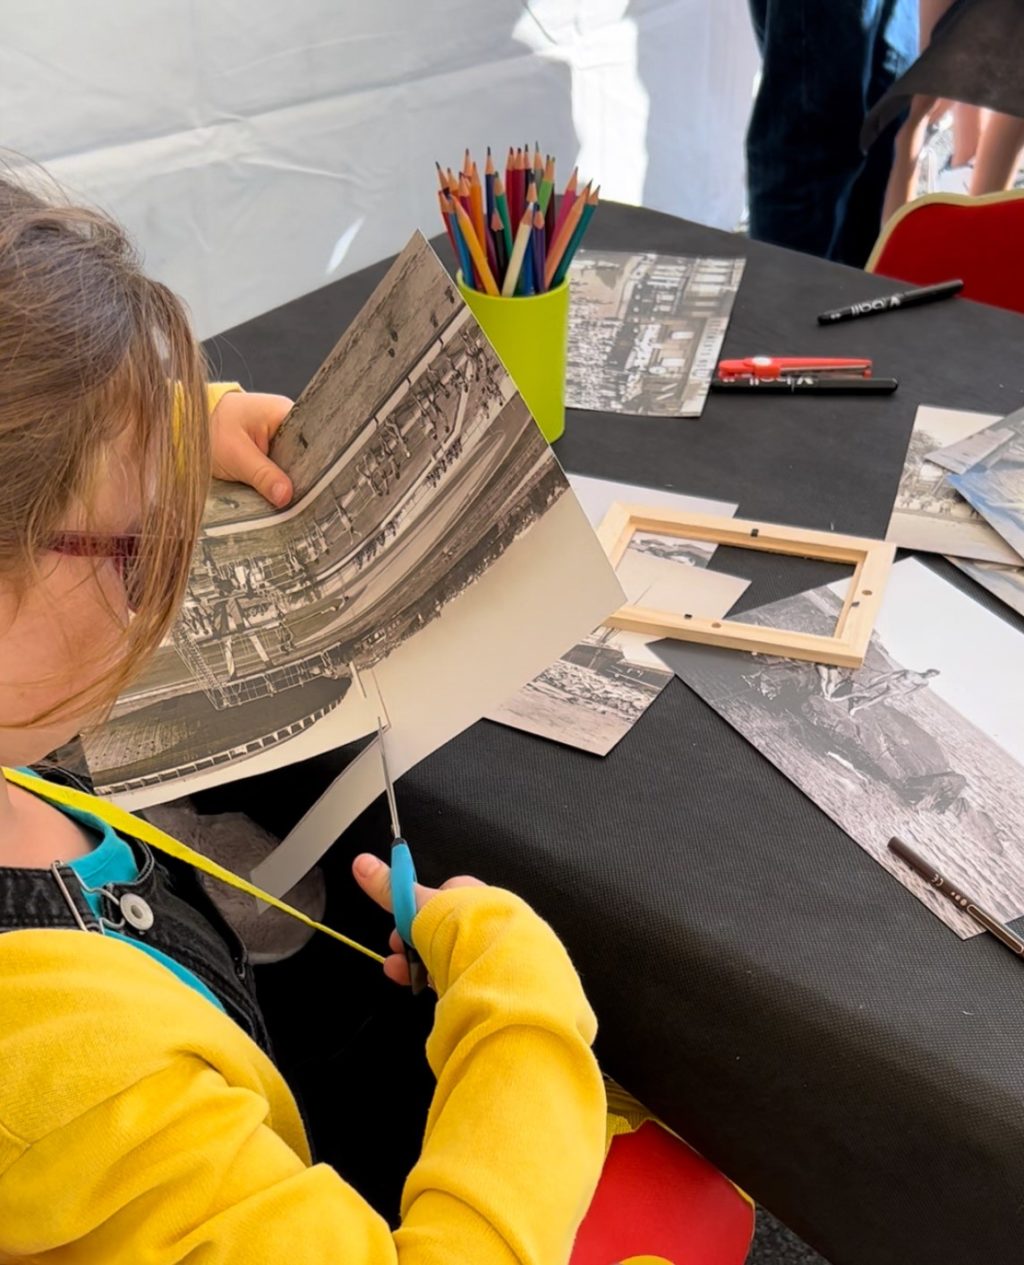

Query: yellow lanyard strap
3;768;384;965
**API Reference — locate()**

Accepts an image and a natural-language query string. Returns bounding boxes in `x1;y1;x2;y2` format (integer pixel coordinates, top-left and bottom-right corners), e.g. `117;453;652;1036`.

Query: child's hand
210;391;294;508
353;853;483;987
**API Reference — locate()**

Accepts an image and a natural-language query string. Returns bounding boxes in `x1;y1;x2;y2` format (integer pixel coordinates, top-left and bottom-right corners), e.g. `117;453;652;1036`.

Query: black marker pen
817;279;963;325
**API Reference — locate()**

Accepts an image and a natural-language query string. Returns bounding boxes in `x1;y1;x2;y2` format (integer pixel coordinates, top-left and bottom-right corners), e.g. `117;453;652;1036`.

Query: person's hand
353;853;483;986
210;390;294;508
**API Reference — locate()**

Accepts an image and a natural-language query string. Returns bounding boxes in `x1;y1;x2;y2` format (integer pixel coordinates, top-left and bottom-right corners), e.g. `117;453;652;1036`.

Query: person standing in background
882;0;1024;222
745;0;918;265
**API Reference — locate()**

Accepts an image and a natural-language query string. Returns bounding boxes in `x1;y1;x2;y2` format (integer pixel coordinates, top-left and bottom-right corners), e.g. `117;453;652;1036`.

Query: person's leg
880;3;959;229
951;102;982;167
834;0;919;265
881;95;934;228
969;111;1024;193
746;0;913;261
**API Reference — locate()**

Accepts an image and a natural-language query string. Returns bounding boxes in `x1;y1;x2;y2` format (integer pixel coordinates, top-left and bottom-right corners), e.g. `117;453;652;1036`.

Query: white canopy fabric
2;0;757;338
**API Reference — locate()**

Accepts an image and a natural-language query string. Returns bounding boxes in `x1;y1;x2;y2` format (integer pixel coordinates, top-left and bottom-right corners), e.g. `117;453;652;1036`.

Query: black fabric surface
862;0;1024;150
204;203;1024;1265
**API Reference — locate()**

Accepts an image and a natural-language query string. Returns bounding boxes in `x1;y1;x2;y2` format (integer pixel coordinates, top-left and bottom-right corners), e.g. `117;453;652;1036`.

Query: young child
0;172;605;1261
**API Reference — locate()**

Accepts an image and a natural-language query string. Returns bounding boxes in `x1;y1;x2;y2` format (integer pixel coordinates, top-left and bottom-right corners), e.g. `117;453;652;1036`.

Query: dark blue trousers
746;0;918;265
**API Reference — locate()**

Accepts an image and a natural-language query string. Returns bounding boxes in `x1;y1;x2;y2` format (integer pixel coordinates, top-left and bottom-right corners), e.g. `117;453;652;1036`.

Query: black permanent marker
817;279;963;325
710;376;898;394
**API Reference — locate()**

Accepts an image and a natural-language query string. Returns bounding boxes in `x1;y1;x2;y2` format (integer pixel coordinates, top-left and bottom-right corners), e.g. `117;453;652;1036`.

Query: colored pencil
493;174;514;256
451;198;499;295
526;178;538;210
447;199;476;287
507;148;520;226
550;166;579;243
520;239;535;296
551;186;599;287
544;183;589;289
502;207;534;297
457;174;472;218
435;160;448;192
531;208;547;294
437;190;457;254
484;204;499;278
506;149;515;226
469;163;487;251
538;155;555;214
484;148;495;223
490;209;508;280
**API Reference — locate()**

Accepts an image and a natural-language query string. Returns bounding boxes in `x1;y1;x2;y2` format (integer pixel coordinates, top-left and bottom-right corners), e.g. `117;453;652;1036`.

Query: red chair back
867;191;1024;316
570;1121;754;1265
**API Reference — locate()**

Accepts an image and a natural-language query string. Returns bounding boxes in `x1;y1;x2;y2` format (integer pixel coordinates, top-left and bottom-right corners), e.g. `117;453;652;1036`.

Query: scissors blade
377;719;402;841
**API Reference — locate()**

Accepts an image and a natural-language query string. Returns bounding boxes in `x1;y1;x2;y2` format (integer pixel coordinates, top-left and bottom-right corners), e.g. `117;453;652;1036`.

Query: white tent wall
1;0;758;340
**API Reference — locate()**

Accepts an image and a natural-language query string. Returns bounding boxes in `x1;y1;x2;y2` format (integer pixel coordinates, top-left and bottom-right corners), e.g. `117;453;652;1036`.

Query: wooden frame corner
596;504;896;668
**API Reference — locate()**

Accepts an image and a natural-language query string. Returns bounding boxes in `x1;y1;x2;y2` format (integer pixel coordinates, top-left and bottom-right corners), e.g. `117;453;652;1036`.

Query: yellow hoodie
0;382;605;1259
0;856;605;1262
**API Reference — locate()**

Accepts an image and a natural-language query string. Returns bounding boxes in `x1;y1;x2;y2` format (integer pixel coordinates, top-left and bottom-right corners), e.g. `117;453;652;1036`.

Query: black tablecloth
204;203;1024;1265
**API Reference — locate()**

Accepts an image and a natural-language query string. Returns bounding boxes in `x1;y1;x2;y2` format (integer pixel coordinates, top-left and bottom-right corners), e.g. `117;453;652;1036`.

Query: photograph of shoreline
657;560;1024;937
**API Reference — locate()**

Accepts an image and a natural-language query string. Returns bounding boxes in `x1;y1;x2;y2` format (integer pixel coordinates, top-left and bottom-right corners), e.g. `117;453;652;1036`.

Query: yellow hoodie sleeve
0;888;605;1263
207;381;243;413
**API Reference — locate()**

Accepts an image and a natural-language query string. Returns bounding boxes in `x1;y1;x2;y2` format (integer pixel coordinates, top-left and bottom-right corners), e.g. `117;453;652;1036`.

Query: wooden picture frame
596;503;896;668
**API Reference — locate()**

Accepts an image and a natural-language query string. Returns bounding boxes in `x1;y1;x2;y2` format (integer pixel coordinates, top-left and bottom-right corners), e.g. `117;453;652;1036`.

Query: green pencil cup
457;272;570;444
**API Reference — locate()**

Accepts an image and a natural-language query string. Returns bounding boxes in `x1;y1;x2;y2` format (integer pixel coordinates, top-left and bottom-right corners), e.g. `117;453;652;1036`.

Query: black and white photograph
615;530;749;616
489;626;674;757
490;497;748;756
928;424;1012;474
489;480;744;756
656;559;1024;937
488;533;749;757
886;405;1021;563
949;557;1024;618
81;234;621;805
564;249;745;417
949;406;1024;560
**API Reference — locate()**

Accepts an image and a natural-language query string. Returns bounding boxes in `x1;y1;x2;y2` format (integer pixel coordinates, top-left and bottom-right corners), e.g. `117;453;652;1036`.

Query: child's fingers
209;391;294;507
253;393;293;440
383;953;412;987
226;430;292;508
352;853;433;915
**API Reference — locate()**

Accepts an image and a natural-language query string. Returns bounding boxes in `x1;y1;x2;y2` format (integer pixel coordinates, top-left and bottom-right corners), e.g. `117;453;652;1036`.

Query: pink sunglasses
48;533;144;612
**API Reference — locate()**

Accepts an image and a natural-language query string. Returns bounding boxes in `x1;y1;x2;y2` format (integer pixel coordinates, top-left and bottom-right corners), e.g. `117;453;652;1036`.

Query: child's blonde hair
0;170;210;723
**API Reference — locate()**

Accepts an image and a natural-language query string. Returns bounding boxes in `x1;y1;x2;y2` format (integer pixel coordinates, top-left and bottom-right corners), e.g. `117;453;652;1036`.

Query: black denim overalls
0;766;272;1054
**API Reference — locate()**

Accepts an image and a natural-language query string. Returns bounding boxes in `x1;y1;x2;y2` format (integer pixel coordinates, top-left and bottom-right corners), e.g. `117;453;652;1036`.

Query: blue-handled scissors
377;720;428;994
